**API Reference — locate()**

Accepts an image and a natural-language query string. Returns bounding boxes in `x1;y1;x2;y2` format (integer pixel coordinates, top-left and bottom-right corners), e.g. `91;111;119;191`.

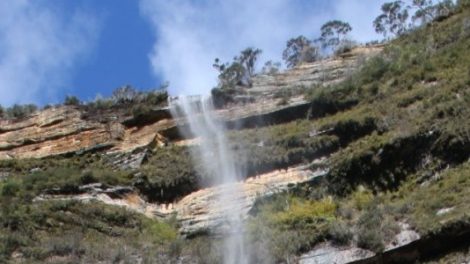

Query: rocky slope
0;45;380;160
1;4;470;262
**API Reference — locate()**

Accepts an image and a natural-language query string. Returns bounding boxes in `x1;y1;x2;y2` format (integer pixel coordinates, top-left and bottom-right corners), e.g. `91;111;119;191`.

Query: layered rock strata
0;45;382;160
35;161;328;235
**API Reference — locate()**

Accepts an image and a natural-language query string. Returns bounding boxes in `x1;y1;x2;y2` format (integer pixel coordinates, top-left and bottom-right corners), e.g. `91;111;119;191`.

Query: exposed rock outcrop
175;162;327;235
299;243;375;264
0;45;382;160
35;160;328;235
248;45;383;98
299;223;421;264
0;106;170;159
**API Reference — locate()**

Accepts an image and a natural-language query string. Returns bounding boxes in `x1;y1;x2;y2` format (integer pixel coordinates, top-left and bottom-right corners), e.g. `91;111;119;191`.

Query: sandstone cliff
0;45;382;161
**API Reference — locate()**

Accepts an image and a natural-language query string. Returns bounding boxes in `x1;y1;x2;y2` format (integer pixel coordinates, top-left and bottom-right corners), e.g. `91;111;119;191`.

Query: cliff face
0;47;381;248
0;45;381;160
248;45;383;98
0;106;172;159
3;18;469;262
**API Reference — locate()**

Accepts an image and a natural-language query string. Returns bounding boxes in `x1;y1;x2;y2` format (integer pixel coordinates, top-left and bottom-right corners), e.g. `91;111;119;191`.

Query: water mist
170;96;249;264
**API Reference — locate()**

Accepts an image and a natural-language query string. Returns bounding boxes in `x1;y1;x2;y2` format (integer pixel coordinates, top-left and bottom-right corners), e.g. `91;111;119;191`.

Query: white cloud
140;0;387;96
0;0;99;106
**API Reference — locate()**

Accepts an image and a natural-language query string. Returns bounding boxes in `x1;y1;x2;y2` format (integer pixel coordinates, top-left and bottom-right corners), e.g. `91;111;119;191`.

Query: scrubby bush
112;85;138;104
84;86;168;117
357;228;384;252
211;87;236;109
334;39;358;55
4;104;38;120
1;181;20;197
356;203;385;252
328;220;353;245
261;60;281;75
213;47;262;90
64;95;80;106
356;203;400;249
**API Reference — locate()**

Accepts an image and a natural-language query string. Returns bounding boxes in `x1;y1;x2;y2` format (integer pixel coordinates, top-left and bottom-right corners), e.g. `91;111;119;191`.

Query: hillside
1;3;470;263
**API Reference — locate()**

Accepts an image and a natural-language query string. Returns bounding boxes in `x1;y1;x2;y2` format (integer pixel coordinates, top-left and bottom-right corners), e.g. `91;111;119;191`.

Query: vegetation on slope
245;2;470;261
1;1;470;263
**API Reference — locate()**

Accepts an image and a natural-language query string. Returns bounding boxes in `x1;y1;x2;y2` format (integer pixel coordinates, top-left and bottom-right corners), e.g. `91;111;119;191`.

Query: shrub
261;60;281;75
5;104;37;119
112;85;138;104
267;197;336;228
131;104;152;117
64;95;80;106
1;181;20;197
328;220;353;245
357;228;384;252
356;203;385;252
79;170;97;185
334;39;358;55
211;87;235;108
352;188;374;210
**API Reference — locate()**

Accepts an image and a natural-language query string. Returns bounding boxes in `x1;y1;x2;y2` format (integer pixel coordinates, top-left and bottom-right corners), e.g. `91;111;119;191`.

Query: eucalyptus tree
319;20;352;49
282;35;319;68
411;0;454;24
373;1;410;37
213;47;262;89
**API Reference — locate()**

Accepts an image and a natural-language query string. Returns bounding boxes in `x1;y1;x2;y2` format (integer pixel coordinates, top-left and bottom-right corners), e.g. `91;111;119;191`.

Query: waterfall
170;95;249;264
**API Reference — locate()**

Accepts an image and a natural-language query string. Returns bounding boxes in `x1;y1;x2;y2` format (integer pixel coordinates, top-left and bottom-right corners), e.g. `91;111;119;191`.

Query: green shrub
352;188;374;210
357;228;384;252
211;87;235;108
328;220;353;245
64;95;81;106
1;181;20;197
4;104;37;119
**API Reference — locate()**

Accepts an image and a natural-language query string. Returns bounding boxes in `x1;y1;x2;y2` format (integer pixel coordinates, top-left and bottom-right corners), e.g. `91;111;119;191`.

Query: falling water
170;95;248;264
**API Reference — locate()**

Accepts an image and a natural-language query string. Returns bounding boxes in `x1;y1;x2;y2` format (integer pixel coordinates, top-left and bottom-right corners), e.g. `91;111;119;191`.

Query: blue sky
0;0;387;106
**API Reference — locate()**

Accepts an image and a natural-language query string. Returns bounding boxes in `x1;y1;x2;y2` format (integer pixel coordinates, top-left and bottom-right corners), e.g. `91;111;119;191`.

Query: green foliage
211;86;236;108
249;195;336;261
282;35;319;68
0;164;178;262
458;0;470;8
64;95;81;106
334;39;358;55
2;104;38;120
138;145;200;202
112;85;138;103
261;60;281;75
213;47;262;90
412;0;455;24
0;4;469;261
229;120;341;175
328;220;353;246
1;181;20;197
396;161;470;233
357;228;385;252
356;203;385;252
271;197;336;227
319;20;352;49
374;1;410;37
351;187;374;210
84;86;168;120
